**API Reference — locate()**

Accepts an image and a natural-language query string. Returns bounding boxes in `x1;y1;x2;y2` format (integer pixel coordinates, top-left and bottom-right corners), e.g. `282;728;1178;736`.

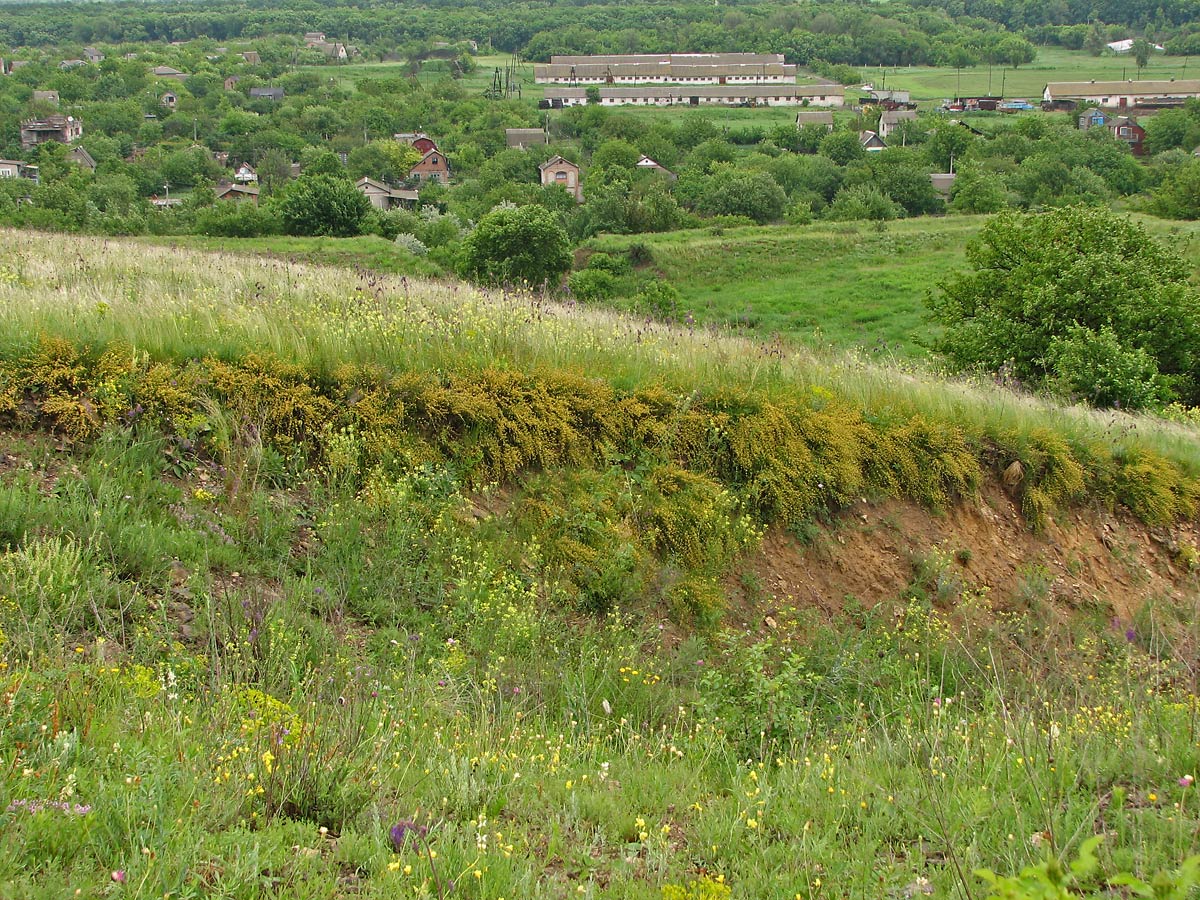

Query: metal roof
1046;79;1200;96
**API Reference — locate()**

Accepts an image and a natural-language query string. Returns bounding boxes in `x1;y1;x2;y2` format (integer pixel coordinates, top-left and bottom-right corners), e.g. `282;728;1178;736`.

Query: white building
1043;80;1200;107
543;84;843;108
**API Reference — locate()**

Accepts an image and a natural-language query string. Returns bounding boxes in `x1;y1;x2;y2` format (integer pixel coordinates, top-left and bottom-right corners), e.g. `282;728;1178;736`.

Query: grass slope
586;215;1200;359
0;231;1198;899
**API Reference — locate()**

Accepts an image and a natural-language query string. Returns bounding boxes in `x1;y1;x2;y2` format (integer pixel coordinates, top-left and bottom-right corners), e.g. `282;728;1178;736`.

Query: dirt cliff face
730;485;1200;633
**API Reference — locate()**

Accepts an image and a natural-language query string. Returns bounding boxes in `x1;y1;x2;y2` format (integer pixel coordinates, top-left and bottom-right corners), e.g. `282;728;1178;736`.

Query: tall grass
3;229;1198;478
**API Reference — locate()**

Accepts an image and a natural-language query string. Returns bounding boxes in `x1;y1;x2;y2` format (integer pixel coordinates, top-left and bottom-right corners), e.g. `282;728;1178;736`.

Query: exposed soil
727;484;1200;629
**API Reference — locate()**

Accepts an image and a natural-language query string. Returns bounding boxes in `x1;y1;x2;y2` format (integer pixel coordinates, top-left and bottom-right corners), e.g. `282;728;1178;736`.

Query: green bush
567;268;617;302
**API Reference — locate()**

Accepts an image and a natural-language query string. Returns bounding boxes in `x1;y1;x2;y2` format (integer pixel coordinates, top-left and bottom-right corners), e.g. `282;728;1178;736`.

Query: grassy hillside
0;231;1198;898
584;215;1200;359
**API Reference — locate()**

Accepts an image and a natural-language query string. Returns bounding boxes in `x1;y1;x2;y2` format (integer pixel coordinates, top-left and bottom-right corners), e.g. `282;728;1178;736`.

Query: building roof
67;146;96;168
249;87;284;99
216;182;260;197
1107;39;1164;53
539;155;578;171
23;115;78;129
636;155;674;175
544;84;842;99
536;62;797;80
152;65;184;76
506;128;547;137
795;110;835;125
880;109;918;125
1046;79;1200;97
550;53;784;65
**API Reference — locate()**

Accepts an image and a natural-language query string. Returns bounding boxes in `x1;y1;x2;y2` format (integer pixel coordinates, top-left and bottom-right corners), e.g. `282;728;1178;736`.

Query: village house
863;88;912;105
249;87;284;102
795;110;834;130
0;160;27;179
241;51;261;65
395;132;438;153
32;91;60;106
542;84;843;108
505;128;548;150
409;149;450;183
859;131;887;152
160;91;178;110
1078;108;1111;130
1108;116;1147;155
83;47;104;63
59;59;86;70
20;115;83;150
929;172;956;200
224;76;241;91
878;109;917;141
636;155;676;180
1043;79;1200;109
305;33;349;60
67;146;96;171
215;182;260;203
539;155;582;202
234;162;258;183
152;65;189;81
355;176;420;210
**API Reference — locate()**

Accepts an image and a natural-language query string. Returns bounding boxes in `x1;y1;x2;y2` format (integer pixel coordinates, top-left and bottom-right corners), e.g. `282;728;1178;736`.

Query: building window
555;171;567;180
1118;126;1131;137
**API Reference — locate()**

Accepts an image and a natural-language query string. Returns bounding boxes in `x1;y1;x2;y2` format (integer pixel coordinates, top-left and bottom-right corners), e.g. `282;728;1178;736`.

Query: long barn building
536;52;795;85
1043;79;1200;108
541;84;844;108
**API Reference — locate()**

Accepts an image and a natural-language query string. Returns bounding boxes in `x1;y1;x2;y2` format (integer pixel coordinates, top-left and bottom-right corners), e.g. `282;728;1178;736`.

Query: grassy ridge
1;231;1199;898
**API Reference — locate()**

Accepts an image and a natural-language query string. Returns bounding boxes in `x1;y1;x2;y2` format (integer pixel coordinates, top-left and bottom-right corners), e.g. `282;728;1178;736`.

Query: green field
587;218;980;358
875;46;1198;103
298;54;532;97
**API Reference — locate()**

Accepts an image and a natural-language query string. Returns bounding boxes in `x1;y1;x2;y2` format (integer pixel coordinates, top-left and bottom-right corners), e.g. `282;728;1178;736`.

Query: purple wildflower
390;820;428;852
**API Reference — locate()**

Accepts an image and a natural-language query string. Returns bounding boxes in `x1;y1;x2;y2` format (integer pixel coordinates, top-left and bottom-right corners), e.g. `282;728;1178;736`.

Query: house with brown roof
67;146;96;171
20;115;83;150
152;65;188;80
355;176;420;210
408;149;450;183
539;155;582;202
250;87;284;102
1108;115;1147;155
83;47;104;63
859;130;887;152
161;91;179;110
241;51;261;65
795;110;834;130
215;182;260;203
224;76;241;91
506;128;548;150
